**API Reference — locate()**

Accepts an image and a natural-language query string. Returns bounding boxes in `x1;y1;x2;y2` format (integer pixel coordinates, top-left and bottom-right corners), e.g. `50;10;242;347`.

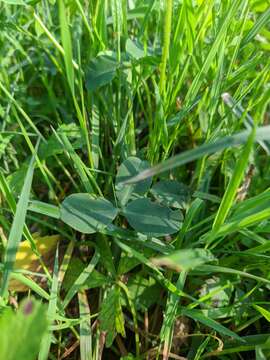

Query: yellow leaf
9;233;60;292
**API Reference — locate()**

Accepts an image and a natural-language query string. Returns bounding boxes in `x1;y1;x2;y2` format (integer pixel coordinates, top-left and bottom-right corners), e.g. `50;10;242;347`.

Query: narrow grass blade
114;239;197;303
58;0;75;94
118;281;140;356
28;201;60;219
0;150;36;297
54;128;101;194
241;7;270;46
123;126;270;184
91;104;100;169
253;305;270;322
160;271;187;359
222;92;270;154
73;0;94;43
58;239;75;288
78;291;92;360
182;308;243;341
9;272;50;300
159;0;173;96
63;250;100;309
0;170;34;244
196;265;270;285
205;208;270;245
33;12;79;70
38;246;59;360
0;81;43;139
212;127;256;231
185;0;241;103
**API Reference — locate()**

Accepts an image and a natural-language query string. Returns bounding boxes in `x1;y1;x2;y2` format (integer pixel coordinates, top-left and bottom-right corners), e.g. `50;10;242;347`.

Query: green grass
0;0;270;359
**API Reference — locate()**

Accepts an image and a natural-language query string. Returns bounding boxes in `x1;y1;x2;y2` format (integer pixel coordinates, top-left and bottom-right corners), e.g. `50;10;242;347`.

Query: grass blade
62;250;100;309
58;0;75;94
9;272;50;300
123;125;270;184
78;290;92;360
28;201;60;219
196;265;270;285
182;308;243;341
38;246;59;360
0;147;37;298
212;127;256;231
159;0;173;96
222;92;270;154
160;271;187;359
241;7;270;46
185;0;241;103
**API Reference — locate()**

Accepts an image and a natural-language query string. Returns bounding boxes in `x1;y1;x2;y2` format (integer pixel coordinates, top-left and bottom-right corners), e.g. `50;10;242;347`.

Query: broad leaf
126;38;158;64
126;38;146;60
60;193;118;233
151;180;190;209
123;198;182;236
86;53;119;91
116;157;152;206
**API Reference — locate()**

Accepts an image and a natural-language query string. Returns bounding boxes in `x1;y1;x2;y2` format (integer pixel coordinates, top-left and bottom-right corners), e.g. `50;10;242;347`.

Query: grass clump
0;0;270;359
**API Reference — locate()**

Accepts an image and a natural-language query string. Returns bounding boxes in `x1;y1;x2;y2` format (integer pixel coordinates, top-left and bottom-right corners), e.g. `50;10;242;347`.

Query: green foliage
60;194;118;233
86;53;120;92
0;151;36;297
152;248;216;271
181;308;243;341
0;299;47;360
115;156;152;207
1;0;270;359
58;157;184;237
151;180;190;209
123;198;182;236
98;286;125;347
